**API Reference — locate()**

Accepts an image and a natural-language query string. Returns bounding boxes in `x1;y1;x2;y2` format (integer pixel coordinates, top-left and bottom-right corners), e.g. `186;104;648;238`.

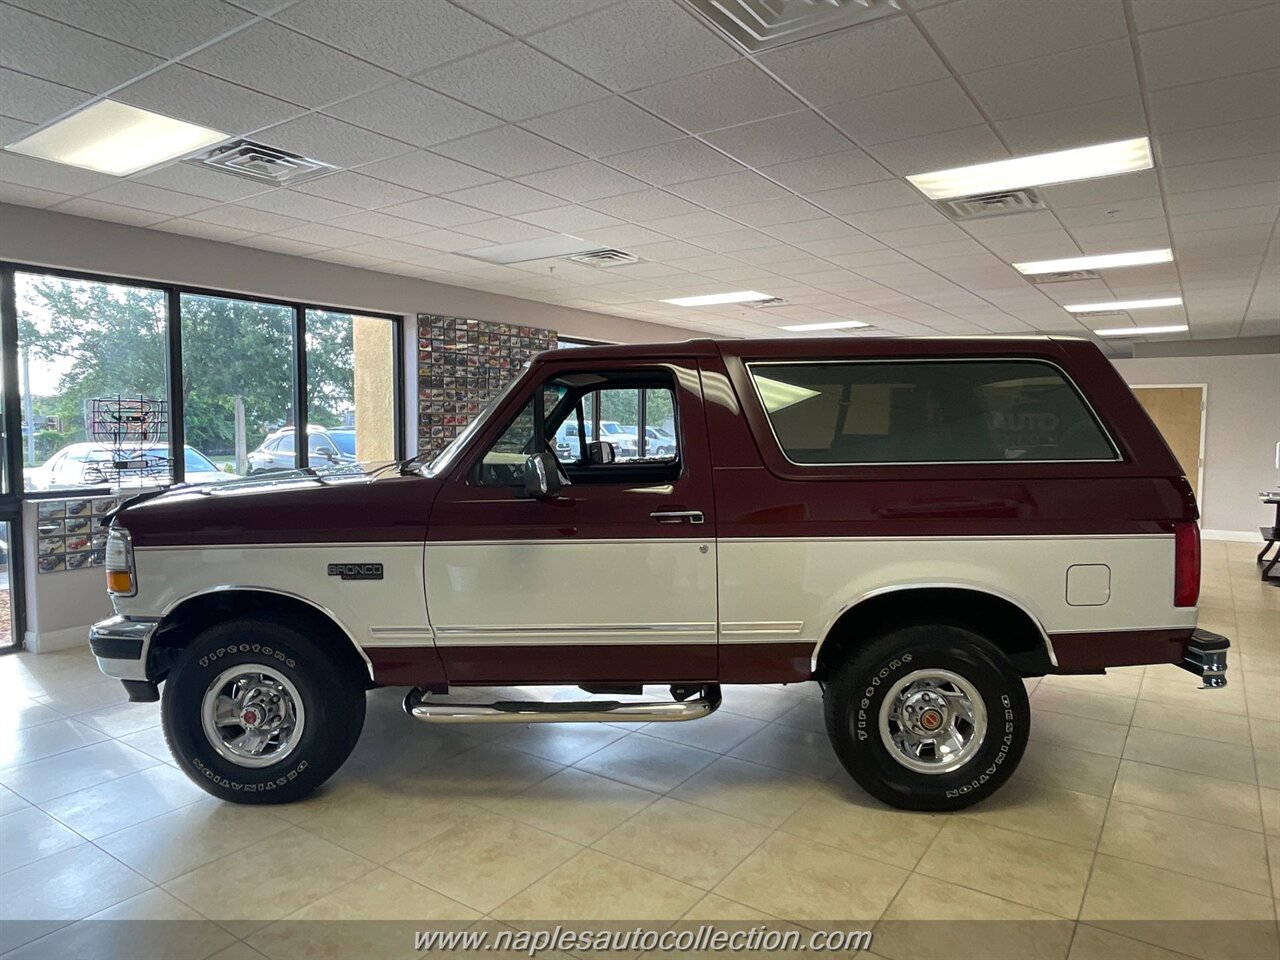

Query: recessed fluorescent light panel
1065;297;1183;313
907;138;1153;201
6;100;227;176
1095;324;1189;337
661;290;773;307
1014;248;1173;275
779;320;870;332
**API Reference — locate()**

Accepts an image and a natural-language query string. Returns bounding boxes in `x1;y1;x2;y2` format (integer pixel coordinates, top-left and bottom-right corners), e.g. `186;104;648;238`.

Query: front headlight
104;526;137;597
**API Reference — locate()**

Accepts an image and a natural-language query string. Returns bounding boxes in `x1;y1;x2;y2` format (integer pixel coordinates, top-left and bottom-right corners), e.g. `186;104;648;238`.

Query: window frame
745;357;1121;467
1;261;405;498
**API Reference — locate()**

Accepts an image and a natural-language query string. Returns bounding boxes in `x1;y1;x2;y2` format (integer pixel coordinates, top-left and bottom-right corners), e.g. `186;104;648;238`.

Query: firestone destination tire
823;624;1030;811
162;616;366;804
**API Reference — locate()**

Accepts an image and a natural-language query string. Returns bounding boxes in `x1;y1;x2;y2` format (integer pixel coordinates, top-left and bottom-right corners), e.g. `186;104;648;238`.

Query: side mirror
317;446;339;462
522;452;563;499
586;441;616;465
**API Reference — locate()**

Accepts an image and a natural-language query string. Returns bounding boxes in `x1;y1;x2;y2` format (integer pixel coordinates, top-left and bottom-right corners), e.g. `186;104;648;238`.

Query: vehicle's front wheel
162;616;366;804
823;624;1029;811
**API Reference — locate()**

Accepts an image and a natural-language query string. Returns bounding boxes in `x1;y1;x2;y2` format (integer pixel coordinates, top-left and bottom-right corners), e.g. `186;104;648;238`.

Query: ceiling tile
115;65;305;137
399;227;488;252
378;195;492;227
826;78;983;146
866;124;1007;176
443;180;563;216
516;161;649;201
82;181;214;216
1148;69;1280;133
1055;196;1167;228
759;148;889;195
917;0;1126;72
0;5;162;92
586;189;703;220
1166;182;1280;217
629;59;803;135
418;43;606;122
238;188;360;221
514;204;623;233
603;138;743;185
1164;153;1280;193
720;195;820;228
0;181;72;208
763;217;864;243
454;218;554;243
965;40;1138;121
451;0;617;37
668;171;788;207
1039;170;1160;208
292;170;423;208
54;196;168;226
187;203;308;232
276;0;507;75
255;113;414;167
323;81;499;148
757;16;949;106
432;125;584;176
268;222;371;247
844;203;950;233
238;234;327;256
808;179;925;215
184;21;395;108
356;149;496;193
7;0;252;58
997;96;1147;154
1155;117;1280;168
693;228;782;253
153;217;253;242
525;97;682;158
703;112;849;168
0;151;117;195
1130;0;1274;32
322;210;429;237
526;1;737;92
1138;3;1280;89
0;67;90;125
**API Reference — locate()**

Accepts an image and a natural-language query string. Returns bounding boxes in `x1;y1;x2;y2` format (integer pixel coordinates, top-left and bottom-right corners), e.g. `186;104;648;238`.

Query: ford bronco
89;336;1228;811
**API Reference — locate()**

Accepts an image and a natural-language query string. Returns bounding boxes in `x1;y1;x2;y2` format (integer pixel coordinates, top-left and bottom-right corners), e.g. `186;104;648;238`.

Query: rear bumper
1178;628;1229;688
1050;626;1229;687
89;615;158;682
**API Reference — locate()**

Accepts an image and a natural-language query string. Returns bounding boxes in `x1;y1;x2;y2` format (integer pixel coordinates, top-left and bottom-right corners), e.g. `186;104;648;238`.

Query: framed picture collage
35;498;116;574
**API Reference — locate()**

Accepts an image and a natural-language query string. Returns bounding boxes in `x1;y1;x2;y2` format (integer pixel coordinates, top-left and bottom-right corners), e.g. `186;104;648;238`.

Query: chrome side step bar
404;685;721;724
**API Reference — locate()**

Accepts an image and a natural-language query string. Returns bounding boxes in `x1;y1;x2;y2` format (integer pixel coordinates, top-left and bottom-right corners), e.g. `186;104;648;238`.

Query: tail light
1173;521;1200;607
104;526;137;597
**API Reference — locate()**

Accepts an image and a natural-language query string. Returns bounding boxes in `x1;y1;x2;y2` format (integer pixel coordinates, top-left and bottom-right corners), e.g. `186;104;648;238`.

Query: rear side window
749;359;1118;464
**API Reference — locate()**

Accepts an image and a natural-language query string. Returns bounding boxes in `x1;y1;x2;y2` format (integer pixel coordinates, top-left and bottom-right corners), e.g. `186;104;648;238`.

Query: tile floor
0;540;1276;959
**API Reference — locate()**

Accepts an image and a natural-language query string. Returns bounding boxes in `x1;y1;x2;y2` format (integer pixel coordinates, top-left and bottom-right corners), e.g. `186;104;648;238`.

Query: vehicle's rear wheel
823;624;1029;811
162;616;365;804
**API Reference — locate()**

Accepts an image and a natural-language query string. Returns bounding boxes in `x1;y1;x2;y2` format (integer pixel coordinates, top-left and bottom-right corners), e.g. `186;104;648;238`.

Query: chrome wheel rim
878;668;987;775
200;664;305;768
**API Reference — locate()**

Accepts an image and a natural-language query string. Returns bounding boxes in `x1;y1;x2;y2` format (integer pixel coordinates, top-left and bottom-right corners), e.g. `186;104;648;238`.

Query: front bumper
1178;628;1230;688
89;615;158;682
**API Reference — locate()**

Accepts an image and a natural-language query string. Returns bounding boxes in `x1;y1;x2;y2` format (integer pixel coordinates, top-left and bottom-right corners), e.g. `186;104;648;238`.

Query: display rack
86;396;170;483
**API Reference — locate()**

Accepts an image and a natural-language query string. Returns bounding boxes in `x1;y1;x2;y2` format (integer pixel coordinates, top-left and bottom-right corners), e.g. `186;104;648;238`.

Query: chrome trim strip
721;621;805;637
432;622;717;647
745;357;1123;467
136;541;422;551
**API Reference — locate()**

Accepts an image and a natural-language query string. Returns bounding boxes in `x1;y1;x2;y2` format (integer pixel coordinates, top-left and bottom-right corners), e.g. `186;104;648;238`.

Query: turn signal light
1173;521;1200;608
106;570;133;594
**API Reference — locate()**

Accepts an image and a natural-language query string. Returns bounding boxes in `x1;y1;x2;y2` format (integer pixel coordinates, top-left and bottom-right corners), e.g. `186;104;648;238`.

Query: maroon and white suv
90;336;1227;810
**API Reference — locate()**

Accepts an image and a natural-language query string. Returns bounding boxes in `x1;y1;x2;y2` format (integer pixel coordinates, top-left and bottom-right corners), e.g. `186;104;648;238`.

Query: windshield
424;365;528;477
329;432;357;456
600;422;623;435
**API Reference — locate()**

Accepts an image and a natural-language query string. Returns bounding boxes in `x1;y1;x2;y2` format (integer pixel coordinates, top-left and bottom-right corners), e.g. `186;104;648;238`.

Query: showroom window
305;309;398;470
750;359;1118;464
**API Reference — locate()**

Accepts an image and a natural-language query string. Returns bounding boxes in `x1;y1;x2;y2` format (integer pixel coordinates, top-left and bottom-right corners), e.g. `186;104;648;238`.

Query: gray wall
1112;353;1280;537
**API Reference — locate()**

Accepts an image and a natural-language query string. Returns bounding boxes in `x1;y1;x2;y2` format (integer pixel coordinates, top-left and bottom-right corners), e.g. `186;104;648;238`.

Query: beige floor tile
1013;741;1122;798
1129;698;1254;746
639;711;766;754
387;807;579;913
0;739;160;803
719;686;804;722
0;698;62;732
963;775;1108;849
1122;727;1257;783
1032;685;1137;726
0;717;109;769
426;741;564;806
0;843;152;953
875;873;1073;960
0;805;86;872
3;887;235;960
1081;855;1278;960
1040;671;1142;699
773;696;826;734
670;756;823;828
96;797;292;884
1267;834;1279;902
1030;710;1130;758
574;732;717;793
592;796;770;889
915;819;1094;917
33;676;132;715
714;832;907;923
486;721;627;764
1068;924;1203;960
1245;689;1280;722
117;723;178;765
41;763;207;839
1098;801;1272;895
778;783;943;870
1138;675;1249;717
0;784;28;816
207;941;270;960
73;699;164;739
1111;760;1264;831
163;827;374;925
727;723;842;779
493;849;704;921
495;766;657;844
1261;787;1280;836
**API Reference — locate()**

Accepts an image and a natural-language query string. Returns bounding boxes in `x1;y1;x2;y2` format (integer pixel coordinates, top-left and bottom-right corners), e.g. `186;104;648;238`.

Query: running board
403;685;721;724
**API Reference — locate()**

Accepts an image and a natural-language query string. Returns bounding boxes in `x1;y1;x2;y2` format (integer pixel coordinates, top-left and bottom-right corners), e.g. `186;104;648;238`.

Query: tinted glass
751;360;1116;464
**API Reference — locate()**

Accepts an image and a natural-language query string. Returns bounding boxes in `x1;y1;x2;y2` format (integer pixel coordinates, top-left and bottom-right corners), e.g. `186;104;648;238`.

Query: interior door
425;361;717;685
1133;385;1205;504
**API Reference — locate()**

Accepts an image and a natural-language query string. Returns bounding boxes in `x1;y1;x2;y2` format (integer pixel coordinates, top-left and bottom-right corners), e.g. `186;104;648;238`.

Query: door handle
650;509;705;524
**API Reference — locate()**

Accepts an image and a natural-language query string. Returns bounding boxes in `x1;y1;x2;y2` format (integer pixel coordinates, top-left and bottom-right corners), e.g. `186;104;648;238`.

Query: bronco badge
327;562;383;581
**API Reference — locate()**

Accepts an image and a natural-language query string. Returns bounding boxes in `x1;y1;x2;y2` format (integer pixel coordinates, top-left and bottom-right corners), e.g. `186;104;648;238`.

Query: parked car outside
554;419;638;461
26;443;236;491
624;425;677;457
246;426;358;473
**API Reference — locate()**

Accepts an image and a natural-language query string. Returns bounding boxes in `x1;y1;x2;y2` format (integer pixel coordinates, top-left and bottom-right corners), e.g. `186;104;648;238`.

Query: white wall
21;501;113;652
1112;352;1280;538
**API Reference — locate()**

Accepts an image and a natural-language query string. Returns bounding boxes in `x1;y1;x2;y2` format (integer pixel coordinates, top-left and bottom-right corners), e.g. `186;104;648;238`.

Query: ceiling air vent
1025;269;1102;285
681;0;901;52
935;188;1046;221
565;248;639;267
186;139;337;185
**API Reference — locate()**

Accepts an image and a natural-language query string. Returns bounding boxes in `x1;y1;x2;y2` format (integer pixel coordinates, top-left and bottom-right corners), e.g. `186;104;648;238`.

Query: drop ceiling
0;0;1276;354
